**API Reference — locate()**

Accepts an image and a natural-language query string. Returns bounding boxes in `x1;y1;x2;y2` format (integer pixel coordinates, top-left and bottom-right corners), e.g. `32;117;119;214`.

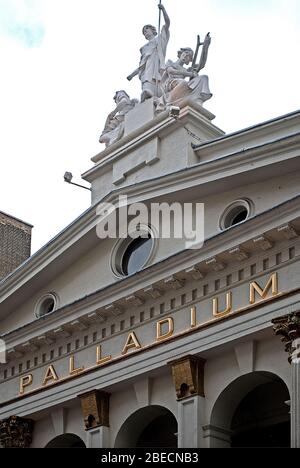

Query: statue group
100;3;212;147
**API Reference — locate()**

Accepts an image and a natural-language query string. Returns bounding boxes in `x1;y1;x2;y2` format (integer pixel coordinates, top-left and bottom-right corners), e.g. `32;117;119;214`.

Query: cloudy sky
0;0;299;253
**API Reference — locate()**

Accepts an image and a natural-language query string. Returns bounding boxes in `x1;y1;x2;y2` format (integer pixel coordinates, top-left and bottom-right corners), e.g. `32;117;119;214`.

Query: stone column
168;355;206;448
78;390;110;448
272;312;300;448
0;416;34;448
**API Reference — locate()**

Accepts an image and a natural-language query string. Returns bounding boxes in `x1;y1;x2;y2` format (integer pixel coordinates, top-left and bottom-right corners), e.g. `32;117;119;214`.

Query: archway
45;433;86;448
115;406;178;448
210;372;290;448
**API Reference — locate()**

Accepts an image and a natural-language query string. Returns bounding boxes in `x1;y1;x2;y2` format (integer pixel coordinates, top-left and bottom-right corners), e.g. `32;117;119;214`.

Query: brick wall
0;212;32;281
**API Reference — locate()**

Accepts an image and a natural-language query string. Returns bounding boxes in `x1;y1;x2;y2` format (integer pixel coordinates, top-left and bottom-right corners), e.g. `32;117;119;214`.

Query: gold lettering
250;273;278;304
156;318;174;342
42;365;59;386
69;355;84;376
213;292;233;317
191;306;197;328
122;332;142;355
96;346;112;366
19;374;33;395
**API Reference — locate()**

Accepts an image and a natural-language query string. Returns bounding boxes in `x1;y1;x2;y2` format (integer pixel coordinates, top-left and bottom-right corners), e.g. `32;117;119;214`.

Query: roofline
0;211;33;229
1;129;299;296
2;192;300;341
192;108;300;150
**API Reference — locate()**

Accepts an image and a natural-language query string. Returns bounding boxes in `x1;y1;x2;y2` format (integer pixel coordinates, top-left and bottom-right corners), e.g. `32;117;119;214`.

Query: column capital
168;354;206;400
0;415;34;448
272;312;300;362
78;390;110;430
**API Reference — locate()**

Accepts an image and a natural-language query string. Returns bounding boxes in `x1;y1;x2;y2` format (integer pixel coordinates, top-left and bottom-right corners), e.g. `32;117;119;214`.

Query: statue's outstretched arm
159;4;170;30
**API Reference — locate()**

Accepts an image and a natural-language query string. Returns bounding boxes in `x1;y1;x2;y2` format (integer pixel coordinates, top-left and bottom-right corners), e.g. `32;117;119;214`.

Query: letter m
249;273;278;304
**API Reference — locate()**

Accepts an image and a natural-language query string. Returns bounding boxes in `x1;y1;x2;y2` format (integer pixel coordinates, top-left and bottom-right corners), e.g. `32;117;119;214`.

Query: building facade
0;101;300;448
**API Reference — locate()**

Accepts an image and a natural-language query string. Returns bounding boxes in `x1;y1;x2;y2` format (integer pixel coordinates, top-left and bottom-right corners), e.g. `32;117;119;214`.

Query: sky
0;0;299;253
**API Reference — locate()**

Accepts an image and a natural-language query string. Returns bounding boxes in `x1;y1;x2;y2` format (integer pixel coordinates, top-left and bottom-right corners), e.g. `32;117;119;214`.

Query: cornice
2;195;300;346
1;135;299;310
193;109;300;154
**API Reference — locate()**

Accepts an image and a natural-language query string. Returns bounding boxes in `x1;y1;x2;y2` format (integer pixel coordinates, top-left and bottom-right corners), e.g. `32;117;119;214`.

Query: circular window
35;293;58;318
220;199;253;230
112;226;155;277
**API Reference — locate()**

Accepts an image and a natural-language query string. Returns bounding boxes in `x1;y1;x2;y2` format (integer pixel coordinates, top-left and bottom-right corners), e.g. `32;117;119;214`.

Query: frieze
5;272;280;399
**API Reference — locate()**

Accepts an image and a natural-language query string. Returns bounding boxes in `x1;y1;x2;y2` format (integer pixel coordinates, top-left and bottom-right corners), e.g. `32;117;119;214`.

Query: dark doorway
115;406;178;448
45;433;86;448
231;379;290;448
136;413;177;448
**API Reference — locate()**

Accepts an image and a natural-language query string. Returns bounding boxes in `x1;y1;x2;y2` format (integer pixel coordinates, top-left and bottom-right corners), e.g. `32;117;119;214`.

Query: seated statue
156;43;212;113
99;91;138;147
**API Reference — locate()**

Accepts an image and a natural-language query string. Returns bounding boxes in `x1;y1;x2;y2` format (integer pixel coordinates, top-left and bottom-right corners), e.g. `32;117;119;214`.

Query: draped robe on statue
139;25;170;98
156;59;212;112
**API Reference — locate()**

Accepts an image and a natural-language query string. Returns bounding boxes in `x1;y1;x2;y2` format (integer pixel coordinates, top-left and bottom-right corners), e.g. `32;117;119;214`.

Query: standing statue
99;91;138;147
127;3;170;102
156;34;213;112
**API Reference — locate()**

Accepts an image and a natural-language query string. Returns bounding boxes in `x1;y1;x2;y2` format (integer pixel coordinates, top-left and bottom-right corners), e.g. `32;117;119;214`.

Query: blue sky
0;0;45;47
0;0;299;252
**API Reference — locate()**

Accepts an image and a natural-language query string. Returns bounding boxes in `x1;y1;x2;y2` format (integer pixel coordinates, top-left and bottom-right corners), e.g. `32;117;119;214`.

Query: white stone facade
0;102;300;448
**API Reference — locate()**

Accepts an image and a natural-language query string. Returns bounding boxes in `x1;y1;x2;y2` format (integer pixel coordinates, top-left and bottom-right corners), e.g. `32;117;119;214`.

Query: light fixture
63;172;91;191
169;106;202;142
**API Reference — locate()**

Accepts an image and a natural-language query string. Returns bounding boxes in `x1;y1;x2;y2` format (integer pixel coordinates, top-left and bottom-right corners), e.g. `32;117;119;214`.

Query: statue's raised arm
158;3;170;31
127;3;171;102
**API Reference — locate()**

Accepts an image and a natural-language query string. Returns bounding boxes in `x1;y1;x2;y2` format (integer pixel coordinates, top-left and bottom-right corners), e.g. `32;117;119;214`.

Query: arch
210;371;290;448
115;405;178;448
45;433;86;448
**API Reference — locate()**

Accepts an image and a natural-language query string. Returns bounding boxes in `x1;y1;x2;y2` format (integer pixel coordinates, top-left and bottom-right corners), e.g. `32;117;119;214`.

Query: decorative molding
7;348;23;361
253;235;273;251
125;295;144;307
78;390;110;430
2;194;300;348
272;312;300;362
105;304;124;316
70;319;89;332
164;276;185;290
87;311;107;323
0;416;34;448
229;247;249;262
36;335;54;346
206;257;226;272
185;267;205;280
21;341;39;353
277;224;299;240
168;355;206;400
143;286;163;299
53;327;71;339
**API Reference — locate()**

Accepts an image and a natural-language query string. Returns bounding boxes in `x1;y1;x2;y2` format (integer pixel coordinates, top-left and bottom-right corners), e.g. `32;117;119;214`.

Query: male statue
127;3;170;102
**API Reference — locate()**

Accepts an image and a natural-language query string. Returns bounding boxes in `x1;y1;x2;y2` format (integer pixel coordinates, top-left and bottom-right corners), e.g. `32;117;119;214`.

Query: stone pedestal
124;98;155;136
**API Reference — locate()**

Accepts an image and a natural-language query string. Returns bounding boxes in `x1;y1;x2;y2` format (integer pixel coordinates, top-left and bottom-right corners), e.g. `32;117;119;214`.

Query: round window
112;227;155;277
220;199;253;230
35;293;58;318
